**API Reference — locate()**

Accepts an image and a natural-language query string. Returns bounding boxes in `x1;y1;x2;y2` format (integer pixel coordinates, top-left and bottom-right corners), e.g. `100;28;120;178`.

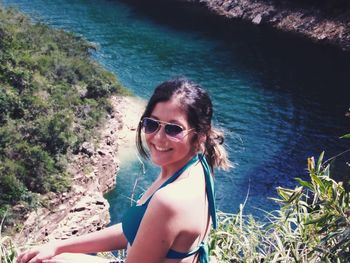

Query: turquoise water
3;0;350;221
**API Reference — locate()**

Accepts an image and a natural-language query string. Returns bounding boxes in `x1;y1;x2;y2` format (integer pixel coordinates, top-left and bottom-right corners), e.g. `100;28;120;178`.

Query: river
3;0;350;222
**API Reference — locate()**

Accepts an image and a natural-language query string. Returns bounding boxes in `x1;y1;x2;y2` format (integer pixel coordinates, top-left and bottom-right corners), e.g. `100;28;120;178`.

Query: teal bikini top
121;154;217;263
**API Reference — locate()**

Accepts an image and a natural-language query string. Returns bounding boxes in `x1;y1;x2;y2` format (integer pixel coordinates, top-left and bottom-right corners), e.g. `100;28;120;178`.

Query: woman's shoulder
151;162;205;214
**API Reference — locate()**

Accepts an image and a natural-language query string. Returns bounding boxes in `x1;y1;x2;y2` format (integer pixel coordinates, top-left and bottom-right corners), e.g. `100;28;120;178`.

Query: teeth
154;145;171;152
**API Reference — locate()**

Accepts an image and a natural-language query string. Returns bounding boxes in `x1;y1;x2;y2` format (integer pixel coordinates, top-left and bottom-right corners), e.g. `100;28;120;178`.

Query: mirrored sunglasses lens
143;118;159;134
165;124;183;137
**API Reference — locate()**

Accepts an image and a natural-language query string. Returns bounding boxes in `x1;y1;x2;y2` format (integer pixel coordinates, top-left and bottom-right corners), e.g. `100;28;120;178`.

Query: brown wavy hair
136;77;231;172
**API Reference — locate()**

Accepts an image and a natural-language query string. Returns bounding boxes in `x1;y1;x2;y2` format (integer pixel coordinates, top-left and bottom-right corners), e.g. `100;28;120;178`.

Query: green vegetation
209;152;350;262
2;151;349;262
0;6;129;227
0;4;349;263
1;212;17;263
0;234;16;263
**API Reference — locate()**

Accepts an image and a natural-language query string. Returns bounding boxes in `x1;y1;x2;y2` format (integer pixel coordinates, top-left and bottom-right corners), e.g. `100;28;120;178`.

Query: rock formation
192;0;350;51
15;96;145;246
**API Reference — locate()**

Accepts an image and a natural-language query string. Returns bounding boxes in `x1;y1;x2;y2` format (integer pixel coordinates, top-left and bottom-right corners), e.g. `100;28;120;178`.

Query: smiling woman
136;78;231;171
16;78;231;263
142;99;197;172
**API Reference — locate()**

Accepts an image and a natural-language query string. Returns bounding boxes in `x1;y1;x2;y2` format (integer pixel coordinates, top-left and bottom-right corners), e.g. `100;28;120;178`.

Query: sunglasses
141;117;194;141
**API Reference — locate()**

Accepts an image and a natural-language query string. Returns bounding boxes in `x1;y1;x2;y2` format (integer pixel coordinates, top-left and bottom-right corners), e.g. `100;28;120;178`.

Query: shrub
0;209;18;263
0;5;129;228
210;152;350;262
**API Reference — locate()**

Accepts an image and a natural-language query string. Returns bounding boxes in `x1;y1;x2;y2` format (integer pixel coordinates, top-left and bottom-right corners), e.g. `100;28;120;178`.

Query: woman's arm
55;223;127;254
16;223;128;263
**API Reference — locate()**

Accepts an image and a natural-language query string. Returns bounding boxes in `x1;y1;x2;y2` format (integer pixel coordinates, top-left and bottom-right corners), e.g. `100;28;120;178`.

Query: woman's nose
154;124;167;140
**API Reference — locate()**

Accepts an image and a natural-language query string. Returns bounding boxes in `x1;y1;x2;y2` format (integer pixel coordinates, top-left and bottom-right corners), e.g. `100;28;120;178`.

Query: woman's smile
145;99;195;175
152;144;172;152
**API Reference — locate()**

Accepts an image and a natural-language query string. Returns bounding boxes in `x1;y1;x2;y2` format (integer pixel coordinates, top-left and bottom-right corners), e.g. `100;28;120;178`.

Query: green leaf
323;164;331;177
311;173;324;192
277;187;290;201
305;214;329;225
287;187;303;203
316;151;325;173
269;197;285;204
295;177;313;190
340;134;350;139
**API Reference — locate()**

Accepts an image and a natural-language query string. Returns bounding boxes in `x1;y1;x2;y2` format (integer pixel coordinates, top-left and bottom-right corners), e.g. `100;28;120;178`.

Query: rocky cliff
189;0;350;51
15;96;145;246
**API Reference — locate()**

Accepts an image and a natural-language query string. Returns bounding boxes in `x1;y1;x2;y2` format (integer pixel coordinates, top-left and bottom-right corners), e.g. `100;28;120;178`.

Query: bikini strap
143;155;199;206
199;154;217;229
166;241;207;259
143;154;217;229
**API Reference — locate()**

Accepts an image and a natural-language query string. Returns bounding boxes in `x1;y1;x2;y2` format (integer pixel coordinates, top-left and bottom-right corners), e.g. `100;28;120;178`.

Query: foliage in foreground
210;152;350;262
3;152;348;263
0;6;129;227
0;214;17;263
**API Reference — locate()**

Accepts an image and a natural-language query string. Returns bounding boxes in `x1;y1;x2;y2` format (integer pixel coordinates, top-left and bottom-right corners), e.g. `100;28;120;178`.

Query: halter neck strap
199;154;217;229
143;155;199;206
143;154;217;229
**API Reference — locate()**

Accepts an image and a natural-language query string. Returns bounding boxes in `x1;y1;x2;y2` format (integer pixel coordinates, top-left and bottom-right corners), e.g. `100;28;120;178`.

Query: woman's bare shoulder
151;163;205;213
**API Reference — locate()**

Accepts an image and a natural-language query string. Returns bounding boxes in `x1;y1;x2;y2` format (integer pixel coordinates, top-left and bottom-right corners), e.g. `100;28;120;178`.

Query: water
3;0;350;222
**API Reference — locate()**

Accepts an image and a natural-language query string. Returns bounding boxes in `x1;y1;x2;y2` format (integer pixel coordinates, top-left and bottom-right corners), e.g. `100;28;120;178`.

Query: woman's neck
159;153;197;180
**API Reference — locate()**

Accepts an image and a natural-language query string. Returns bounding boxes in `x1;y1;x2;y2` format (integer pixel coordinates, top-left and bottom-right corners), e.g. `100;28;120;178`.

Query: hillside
0;6;129;230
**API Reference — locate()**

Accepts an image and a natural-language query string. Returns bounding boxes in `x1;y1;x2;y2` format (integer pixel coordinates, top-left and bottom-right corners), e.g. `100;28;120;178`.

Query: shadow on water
115;0;350;124
115;0;350;175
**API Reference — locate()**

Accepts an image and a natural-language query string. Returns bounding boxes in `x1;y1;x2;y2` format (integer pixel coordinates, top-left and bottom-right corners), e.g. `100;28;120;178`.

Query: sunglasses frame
141;117;194;141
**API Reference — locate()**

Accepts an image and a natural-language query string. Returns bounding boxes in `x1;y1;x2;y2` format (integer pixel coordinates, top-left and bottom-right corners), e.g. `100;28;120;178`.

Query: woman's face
145;98;196;172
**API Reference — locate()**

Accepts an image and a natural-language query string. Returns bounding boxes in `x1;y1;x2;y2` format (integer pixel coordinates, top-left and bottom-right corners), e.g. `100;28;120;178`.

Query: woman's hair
136;77;231;172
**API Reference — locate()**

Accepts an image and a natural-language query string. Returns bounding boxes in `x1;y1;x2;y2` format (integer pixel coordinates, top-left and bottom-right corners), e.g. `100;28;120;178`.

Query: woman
16;78;231;263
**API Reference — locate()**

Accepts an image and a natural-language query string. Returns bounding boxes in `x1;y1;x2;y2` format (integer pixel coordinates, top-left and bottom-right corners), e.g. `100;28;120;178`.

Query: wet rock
191;0;350;51
98;149;107;156
252;13;262;24
80;142;94;157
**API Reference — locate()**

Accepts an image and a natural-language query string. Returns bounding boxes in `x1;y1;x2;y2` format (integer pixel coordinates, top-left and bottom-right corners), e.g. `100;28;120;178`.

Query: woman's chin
150;151;173;167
